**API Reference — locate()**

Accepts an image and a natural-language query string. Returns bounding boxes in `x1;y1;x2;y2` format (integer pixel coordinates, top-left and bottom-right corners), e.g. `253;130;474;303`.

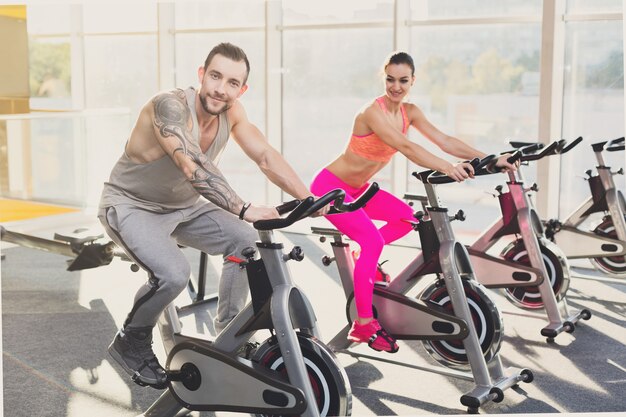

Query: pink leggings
311;169;414;318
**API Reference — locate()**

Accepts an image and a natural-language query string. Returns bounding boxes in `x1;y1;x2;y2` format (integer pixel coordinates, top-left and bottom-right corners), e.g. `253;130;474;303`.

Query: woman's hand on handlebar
243;205;280;222
494;153;519;171
444;161;474;182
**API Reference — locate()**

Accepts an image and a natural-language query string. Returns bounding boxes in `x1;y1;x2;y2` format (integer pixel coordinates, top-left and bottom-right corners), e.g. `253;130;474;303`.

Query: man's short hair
203;42;250;84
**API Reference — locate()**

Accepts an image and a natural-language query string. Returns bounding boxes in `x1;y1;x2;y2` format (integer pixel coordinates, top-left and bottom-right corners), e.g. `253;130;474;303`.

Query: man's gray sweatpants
98;200;257;334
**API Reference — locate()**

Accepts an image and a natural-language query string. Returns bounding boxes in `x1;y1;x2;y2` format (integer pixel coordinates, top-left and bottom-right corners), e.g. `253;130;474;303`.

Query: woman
311;51;515;353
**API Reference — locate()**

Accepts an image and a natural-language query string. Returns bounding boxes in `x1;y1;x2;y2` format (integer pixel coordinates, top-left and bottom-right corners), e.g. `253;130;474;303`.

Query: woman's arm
364;104;473;181
408;104;517;171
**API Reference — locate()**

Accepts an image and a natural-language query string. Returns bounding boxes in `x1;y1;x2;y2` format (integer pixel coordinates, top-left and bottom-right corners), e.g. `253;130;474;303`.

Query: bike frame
313;178;529;412
142;227;322;417
548;144;626;257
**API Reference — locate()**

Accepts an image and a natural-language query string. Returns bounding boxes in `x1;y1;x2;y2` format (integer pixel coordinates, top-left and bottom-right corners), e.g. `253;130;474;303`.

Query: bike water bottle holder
585;174;609;215
245;258;273;317
416;219;443;275
495;192;520;238
418;219;439;260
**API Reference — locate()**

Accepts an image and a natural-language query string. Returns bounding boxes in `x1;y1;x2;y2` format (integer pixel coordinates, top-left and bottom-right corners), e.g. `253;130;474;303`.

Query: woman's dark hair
203;42;251;84
384;51;415;76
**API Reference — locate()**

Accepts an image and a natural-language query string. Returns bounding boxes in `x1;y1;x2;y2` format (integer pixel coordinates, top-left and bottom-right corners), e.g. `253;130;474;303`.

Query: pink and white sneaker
348;319;399;353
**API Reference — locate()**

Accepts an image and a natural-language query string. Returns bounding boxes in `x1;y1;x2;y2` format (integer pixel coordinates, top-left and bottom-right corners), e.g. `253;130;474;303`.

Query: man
98;42;320;388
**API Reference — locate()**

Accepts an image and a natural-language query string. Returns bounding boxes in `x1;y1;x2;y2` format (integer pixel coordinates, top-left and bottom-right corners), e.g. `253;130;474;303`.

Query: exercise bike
139;187;386;417
466;139;591;341
312;156;533;414
1;186;377;417
0;224;133;271
538;137;626;279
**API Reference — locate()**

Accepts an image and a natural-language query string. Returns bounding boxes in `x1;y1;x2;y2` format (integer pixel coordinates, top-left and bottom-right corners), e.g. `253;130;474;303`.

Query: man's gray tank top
100;87;230;212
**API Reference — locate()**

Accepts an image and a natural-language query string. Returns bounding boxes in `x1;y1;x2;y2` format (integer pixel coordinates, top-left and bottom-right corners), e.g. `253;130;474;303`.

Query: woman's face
384;63;414;102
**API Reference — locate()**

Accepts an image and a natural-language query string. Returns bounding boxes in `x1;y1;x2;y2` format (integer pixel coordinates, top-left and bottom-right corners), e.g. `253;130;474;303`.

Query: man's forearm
259;151;311;199
190;165;245;214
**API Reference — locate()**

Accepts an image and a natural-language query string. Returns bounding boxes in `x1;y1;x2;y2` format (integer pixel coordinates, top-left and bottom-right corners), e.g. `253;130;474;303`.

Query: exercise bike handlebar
509;141;544;154
507;137;580;157
591;136;625;152
605;137;625;152
327;181;379;215
558;136;583;154
519;140;560;162
413;155;494;185
253;182;380;231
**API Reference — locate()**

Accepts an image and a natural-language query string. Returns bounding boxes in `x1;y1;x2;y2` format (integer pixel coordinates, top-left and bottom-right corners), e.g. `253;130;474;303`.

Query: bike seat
403;193;428;203
54;228;104;246
311;226;344;237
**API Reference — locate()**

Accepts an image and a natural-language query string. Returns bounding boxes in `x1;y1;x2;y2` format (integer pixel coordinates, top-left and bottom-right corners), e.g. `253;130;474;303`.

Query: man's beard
199;94;231;116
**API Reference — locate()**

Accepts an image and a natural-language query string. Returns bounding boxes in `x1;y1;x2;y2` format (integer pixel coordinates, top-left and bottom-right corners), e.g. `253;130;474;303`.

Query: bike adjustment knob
321;255;335;266
452;210;466;222
241;247;257;260
585;169;593;178
285;246;304;262
495;185;503;195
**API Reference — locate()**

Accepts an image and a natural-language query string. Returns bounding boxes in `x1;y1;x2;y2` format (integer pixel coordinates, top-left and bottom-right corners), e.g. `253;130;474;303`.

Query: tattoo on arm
152;92;244;213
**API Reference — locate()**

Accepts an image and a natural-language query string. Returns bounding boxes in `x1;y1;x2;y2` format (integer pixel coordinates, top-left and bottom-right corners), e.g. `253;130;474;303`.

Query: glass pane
283;28;394;191
84;113;131;207
283;0;393;25
560;20;624;220
26;4;71;35
2;112;130;207
84;35;158;119
29;38;72;111
408;23;541;235
30;117;82;202
83;2;156;33
566;0;623;14
175;32;267;204
175;0;265;28
412;0;542;19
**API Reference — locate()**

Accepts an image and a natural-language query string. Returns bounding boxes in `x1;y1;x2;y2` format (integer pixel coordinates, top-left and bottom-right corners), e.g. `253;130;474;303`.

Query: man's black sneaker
108;326;168;389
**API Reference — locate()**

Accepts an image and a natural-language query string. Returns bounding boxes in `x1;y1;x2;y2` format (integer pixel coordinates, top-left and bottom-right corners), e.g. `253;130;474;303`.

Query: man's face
198;54;248;116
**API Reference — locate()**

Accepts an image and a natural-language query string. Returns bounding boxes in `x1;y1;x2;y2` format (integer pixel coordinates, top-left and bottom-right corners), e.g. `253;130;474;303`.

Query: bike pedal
132;372;167;390
237;341;260;359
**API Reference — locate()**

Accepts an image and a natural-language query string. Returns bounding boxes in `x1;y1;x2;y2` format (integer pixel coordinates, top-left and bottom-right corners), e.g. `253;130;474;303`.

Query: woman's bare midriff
326;151;388;189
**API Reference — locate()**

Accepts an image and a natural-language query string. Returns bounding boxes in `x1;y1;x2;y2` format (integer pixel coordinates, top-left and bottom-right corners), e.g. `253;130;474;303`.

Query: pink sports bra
348;97;409;163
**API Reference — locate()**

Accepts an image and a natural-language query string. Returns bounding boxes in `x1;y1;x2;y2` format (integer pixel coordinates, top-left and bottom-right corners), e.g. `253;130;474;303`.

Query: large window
283;28;394;189
175;1;265;28
27;5;72;111
82;3;158;120
283;0;394;25
407;6;542;235
7;0;625;217
282;1;394;190
83;35;157;115
412;0;542;19
560;15;624;220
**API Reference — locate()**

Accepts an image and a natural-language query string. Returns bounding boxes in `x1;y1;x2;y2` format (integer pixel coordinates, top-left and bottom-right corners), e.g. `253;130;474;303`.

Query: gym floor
1;211;625;417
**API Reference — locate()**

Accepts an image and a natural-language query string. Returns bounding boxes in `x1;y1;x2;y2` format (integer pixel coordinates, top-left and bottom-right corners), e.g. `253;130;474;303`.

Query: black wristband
239;202;251;220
